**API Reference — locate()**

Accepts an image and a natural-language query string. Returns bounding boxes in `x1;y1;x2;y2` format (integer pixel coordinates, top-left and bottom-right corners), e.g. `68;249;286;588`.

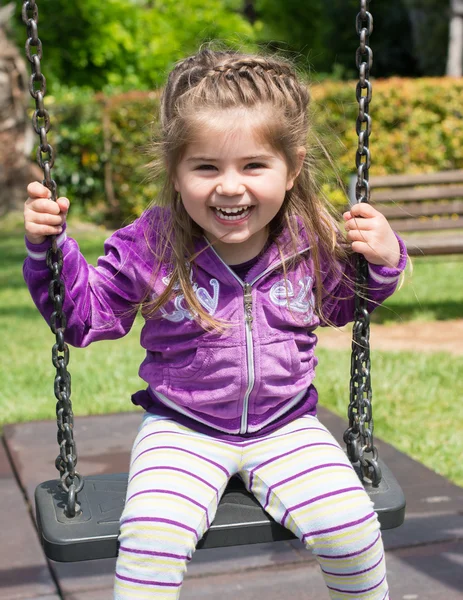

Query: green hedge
38;77;463;225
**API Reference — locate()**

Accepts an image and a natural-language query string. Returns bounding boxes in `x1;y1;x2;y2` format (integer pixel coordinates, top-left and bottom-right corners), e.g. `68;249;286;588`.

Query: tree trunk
243;1;257;25
446;0;463;76
0;3;42;215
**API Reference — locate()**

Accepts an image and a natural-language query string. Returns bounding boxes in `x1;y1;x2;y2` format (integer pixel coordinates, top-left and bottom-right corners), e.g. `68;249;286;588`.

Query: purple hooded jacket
24;207;407;441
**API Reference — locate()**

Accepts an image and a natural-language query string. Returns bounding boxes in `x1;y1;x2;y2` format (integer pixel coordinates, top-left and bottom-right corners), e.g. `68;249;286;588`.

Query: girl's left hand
343;203;401;268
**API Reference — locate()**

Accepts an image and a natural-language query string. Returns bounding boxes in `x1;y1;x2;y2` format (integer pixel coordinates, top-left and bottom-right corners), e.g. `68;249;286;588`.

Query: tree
405;0;449;76
0;3;41;214
447;0;463;76
253;0;417;78
12;0;256;91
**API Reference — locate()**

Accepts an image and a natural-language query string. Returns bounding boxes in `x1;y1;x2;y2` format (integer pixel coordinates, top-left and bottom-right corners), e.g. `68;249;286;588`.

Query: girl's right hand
24;181;70;245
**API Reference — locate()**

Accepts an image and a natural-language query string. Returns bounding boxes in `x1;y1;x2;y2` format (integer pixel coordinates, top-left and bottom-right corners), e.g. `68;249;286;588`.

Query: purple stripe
302;511;376;541
121;517;198;541
119;545;190;561
281;486;363;527
129;466;219;501
133;445;230;476
249;442;338;488
327;572;387;594
318;532;381;559
321;552;384;577
126;488;211;529
115;572;181;587
263;462;353;509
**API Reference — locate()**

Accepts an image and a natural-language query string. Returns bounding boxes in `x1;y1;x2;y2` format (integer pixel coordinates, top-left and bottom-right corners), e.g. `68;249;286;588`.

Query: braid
161;50;309;131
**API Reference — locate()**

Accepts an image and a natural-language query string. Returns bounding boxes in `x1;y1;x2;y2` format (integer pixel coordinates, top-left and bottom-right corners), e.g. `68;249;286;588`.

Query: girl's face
174;110;304;264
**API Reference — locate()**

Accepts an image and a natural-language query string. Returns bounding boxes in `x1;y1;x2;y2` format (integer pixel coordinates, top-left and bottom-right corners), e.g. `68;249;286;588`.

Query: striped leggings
114;414;389;599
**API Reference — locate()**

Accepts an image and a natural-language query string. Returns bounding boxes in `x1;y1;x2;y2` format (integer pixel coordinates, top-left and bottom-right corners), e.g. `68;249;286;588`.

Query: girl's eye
196;164;217;171
194;163;265;171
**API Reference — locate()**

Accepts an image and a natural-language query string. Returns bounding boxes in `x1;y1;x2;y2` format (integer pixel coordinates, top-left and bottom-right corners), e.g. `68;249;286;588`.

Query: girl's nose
216;172;245;196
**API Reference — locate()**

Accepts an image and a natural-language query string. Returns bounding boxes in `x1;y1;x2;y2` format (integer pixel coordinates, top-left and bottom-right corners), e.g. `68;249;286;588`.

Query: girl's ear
286;147;306;191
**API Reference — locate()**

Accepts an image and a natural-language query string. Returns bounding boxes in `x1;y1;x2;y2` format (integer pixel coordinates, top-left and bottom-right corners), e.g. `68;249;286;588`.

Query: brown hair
143;46;351;329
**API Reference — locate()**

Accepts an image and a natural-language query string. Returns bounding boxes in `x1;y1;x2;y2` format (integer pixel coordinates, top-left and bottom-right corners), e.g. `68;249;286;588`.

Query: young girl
24;48;406;599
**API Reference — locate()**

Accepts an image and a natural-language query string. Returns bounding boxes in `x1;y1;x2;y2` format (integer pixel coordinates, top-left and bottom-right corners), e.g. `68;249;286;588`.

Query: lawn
1;216;462;487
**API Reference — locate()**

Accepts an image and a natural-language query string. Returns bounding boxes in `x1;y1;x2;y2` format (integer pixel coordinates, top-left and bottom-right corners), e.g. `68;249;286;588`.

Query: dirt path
317;319;463;355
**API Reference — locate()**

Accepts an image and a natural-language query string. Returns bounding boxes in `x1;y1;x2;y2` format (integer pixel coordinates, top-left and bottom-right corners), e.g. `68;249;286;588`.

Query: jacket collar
192;216;311;284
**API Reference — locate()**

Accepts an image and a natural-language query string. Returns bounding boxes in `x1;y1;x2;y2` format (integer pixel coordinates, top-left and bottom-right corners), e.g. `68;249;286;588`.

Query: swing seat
35;458;405;562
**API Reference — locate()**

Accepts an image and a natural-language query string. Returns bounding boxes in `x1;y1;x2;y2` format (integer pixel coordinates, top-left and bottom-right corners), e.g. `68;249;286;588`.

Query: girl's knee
305;511;382;558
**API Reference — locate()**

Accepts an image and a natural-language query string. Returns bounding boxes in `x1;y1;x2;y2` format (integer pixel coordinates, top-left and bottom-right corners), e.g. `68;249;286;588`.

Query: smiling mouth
212;206;253;221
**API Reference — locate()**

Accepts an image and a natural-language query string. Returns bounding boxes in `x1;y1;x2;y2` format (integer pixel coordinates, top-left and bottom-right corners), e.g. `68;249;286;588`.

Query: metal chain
343;0;382;486
22;0;83;516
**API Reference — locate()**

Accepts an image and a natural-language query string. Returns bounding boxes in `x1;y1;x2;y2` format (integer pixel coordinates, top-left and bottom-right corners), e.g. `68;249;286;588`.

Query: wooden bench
349;169;463;256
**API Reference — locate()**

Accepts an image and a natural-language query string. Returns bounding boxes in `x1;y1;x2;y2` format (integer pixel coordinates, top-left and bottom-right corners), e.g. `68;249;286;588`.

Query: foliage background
11;0;451;93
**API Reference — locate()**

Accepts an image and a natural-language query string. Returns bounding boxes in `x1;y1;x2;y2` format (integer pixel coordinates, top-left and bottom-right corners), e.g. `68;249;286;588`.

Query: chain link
343;0;382;487
22;0;82;516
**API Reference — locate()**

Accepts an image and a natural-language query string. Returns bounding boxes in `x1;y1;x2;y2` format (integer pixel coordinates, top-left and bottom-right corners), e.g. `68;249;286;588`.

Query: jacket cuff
368;233;408;285
25;225;68;266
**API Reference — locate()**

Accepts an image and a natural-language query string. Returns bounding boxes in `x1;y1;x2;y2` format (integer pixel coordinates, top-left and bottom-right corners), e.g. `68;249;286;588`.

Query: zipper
241;283;255;433
204;239;311;434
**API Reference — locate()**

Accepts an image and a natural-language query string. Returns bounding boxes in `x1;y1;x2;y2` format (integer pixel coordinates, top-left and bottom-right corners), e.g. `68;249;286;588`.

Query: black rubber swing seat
35;458;405;562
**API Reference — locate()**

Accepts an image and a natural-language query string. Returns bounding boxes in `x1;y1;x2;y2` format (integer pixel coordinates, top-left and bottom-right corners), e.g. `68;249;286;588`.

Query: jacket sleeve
318;234;408;327
23;216;155;347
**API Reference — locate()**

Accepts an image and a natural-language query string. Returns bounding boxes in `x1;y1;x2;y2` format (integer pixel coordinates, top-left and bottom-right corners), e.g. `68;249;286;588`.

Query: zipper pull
244;283;253;328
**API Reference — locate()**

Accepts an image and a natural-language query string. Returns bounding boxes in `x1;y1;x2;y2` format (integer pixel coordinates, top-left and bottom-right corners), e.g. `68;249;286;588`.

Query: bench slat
372;186;463;203
388;217;463;232
403;234;463;256
370;169;463;188
377;201;463;219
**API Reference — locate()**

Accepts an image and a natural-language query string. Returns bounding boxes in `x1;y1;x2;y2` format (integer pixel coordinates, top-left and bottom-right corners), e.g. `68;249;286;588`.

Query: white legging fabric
114;413;389;599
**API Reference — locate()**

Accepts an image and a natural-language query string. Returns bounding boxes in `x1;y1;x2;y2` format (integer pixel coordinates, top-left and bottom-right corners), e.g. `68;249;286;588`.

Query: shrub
311;77;463;208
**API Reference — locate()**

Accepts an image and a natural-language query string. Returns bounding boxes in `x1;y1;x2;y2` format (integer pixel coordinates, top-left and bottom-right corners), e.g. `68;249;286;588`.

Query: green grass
374;254;463;323
1;218;462;487
316;348;463;487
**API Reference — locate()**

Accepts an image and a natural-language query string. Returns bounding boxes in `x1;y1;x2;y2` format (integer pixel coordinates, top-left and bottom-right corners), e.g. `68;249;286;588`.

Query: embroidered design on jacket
159;275;220;322
269;276;315;321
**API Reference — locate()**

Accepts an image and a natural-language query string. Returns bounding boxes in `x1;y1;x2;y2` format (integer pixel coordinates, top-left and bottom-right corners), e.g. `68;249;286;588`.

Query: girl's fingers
351;241;372;257
346;228;370;242
27;211;65;226
27;181;51;198
25;197;61;214
349;202;378;218
56;197;70;213
344;215;377;231
25;197;70;217
25;221;63;235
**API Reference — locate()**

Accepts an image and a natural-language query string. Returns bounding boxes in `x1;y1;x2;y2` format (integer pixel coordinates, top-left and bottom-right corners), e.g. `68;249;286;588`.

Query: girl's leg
240;415;389;600
114;415;240;599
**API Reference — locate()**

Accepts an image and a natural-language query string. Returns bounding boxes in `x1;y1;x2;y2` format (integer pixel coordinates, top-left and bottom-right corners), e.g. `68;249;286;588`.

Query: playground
1;1;463;598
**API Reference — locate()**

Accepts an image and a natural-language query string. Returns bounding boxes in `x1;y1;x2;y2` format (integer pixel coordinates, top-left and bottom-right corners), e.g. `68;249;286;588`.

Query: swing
23;0;405;563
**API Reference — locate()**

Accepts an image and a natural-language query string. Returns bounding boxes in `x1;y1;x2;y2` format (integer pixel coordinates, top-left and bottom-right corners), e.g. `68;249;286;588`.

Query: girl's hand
343;203;401;268
24;182;70;245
